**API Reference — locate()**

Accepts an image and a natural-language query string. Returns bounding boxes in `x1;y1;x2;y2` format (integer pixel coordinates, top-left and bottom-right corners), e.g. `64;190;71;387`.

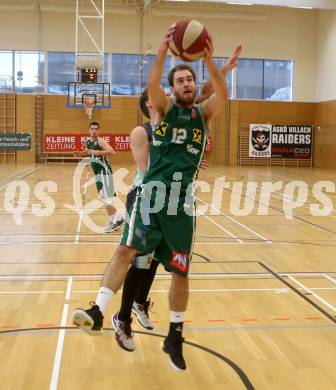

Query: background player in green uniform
73;28;241;370
75;122;124;232
112;89;160;351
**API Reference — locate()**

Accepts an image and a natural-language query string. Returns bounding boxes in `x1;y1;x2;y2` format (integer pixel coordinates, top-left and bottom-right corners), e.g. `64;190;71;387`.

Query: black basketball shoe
162;336;186;370
72;302;104;336
104;218;125;233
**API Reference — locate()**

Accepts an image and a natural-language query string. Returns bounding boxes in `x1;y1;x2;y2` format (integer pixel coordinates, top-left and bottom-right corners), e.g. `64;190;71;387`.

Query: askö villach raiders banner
249;124;312;159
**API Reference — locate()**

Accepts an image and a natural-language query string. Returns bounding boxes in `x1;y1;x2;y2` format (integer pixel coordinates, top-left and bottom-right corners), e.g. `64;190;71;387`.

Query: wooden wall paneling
228;100;315;166
314;100;336;169
16;94;35;164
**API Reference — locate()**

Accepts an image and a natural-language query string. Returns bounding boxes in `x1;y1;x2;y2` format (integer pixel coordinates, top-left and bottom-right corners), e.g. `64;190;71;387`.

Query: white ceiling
0;0;336;11
194;0;336;10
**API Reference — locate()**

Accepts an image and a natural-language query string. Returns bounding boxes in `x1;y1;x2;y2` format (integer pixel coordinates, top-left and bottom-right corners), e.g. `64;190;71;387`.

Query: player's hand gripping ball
169;19;209;61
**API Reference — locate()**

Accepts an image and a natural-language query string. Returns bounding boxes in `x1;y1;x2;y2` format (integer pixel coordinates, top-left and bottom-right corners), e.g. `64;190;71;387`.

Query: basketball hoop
83;96;95;119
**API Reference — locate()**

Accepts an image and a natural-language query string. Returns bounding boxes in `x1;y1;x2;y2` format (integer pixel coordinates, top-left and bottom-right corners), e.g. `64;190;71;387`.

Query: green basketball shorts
120;187;195;277
126;186;152;270
95;167;116;200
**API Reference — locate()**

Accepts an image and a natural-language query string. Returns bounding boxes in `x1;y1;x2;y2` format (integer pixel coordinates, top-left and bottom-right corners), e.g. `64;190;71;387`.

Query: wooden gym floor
0;162;335;389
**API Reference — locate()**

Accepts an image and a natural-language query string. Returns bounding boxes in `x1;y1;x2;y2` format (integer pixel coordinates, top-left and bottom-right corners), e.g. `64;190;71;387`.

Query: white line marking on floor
201;169;335;217
74;172;89;244
0;291;64;294
65;277;73;300
1;272;335;282
18;166;40;180
323;274;336;285
195;195;272;244
49;277;72;390
0;165;39;191
288;275;336;313
0;241;270;246
2;286;336;295
3;165;36;181
203;215;243;243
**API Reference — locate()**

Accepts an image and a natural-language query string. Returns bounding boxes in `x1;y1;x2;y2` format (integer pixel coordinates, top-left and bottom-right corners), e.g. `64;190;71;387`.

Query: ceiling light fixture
227;2;253;5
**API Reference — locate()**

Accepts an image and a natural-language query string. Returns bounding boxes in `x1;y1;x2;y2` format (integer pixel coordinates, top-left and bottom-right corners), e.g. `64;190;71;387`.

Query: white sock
95;287;114;314
170;311;185;323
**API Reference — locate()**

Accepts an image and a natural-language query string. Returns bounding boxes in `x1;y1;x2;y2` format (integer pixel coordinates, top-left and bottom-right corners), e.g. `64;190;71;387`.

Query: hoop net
83;96;95;119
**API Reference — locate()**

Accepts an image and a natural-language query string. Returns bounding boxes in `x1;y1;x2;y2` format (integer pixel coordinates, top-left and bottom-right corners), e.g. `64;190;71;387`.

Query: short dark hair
139;88;150;119
168;64;196;87
89;121;100;129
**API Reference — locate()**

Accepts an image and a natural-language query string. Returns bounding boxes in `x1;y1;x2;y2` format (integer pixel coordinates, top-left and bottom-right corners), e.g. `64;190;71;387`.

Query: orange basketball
169;20;209;62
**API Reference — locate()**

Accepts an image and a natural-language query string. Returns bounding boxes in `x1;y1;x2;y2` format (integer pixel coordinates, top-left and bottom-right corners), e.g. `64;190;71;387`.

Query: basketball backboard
67;82;111;108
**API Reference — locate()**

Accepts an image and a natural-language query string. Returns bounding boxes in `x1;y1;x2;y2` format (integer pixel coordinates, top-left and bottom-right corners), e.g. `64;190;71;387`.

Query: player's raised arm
196;45;242;104
147;26;174;117
73;150;88;157
91;137;115;156
130;126;150;175
200;36;229;122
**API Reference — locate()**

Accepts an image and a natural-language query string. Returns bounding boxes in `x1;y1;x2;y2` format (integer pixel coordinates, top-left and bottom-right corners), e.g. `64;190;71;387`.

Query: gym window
237;58;293;100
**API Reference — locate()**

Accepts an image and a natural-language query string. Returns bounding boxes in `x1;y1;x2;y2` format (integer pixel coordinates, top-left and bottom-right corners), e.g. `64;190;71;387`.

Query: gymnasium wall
315;10;336;102
0;3;318;101
313;10;336;169
14;93;320;167
43;95;138;164
37;95;223;166
1;3;336;168
145;5;318;102
0;95;36;165
314;100;336;169
16;95;36;164
228;99;316;165
10;93;336;169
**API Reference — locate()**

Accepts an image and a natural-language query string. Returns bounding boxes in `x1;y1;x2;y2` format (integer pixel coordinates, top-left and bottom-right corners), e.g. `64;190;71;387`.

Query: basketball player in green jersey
112;44;242;351
112;89;159;352
73;26;239;370
75;121;124;232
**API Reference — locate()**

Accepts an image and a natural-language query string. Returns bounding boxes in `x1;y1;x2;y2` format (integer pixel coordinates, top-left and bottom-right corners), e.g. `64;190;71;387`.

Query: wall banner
271;125;312;159
44;134;131;152
0;133;32;151
249;124;272;157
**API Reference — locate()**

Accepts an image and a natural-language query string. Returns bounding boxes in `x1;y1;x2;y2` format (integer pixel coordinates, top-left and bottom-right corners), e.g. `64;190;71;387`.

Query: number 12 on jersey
171;128;187;144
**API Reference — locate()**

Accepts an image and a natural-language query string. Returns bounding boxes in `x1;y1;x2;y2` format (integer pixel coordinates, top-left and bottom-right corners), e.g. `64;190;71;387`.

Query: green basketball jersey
143;103;208;193
86;137;112;175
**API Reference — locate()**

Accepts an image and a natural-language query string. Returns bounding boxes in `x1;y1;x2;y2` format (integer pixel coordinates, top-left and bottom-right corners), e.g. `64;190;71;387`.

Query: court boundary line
0;271;335;281
0;164;36;183
201;169;336;216
202;214;243;243
1;287;336;295
0;165;40;191
74;172;89;244
18;166;40;180
259;262;336;324
0;326;255;390
195;195;272;244
288;275;336;313
323;274;336;285
0;324;335;335
0;241;270;246
49;277;72;390
200;169;336;236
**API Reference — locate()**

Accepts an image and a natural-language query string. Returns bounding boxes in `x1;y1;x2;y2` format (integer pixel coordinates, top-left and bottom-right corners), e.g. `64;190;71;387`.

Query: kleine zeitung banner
44;134;131;152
